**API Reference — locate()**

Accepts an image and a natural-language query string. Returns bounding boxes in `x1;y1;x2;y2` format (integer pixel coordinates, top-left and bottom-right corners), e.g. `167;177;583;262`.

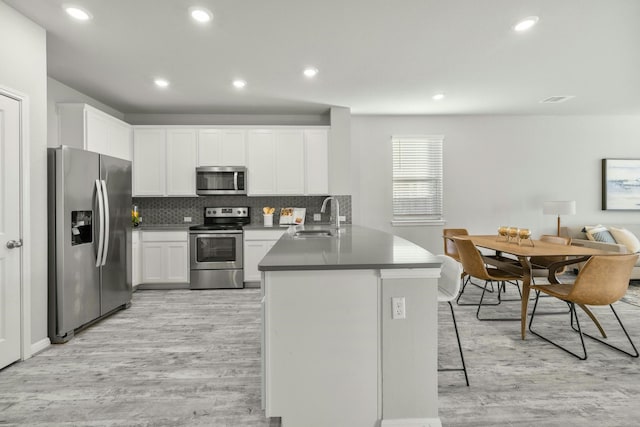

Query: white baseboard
29;337;51;357
381;418;442;427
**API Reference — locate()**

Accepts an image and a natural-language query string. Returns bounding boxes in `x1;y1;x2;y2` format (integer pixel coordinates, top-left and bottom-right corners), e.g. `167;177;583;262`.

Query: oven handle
234;172;238;191
189;231;244;235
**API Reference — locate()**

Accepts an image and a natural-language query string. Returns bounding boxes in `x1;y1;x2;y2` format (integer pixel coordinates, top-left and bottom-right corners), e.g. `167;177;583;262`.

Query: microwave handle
234;172;238;191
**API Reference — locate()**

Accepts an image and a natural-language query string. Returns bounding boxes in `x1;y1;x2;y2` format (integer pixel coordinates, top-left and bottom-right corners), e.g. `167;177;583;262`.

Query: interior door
0;93;22;369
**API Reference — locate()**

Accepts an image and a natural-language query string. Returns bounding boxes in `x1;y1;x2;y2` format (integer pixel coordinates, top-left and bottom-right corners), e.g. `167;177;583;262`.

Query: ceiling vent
539;96;575;104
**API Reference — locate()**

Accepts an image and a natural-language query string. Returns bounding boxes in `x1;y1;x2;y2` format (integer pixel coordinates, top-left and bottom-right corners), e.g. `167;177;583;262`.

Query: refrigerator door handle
95;179;105;267
100;180;110;266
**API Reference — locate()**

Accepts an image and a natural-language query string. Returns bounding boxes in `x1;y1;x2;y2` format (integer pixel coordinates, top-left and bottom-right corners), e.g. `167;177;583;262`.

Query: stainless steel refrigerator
47;146;132;343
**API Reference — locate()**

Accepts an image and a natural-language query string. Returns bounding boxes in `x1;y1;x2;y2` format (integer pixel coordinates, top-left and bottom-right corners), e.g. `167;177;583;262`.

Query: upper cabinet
198;129;246;166
133;126;328;197
247;128;327;196
57;103;132;161
133;128;197;197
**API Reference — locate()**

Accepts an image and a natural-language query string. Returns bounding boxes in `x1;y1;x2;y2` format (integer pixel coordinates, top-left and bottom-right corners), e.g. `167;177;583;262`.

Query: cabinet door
108;119;132;161
304;129;329;195
198;129;222;166
85;109;110;155
247;130;277;195
166;129;197;196
141;242;165;282
244;240;269;282
166;242;189;282
275;130;305;195
221;129;246;166
133;129;166;196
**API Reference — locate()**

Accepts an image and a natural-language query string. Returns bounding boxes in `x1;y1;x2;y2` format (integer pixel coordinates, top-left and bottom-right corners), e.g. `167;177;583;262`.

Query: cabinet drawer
244;229;288;241
141;231;188;242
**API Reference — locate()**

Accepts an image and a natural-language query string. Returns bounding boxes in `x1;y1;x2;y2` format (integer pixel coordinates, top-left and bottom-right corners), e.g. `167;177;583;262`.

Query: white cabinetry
244;229;288;282
304;129;329;195
141;231;189;284
57;103;132;160
275;130;305;195
247;130;277;195
133;128;166;196
132;230;142;289
198;129;246;166
247;128;327;196
166;129;197;195
133;128;197;197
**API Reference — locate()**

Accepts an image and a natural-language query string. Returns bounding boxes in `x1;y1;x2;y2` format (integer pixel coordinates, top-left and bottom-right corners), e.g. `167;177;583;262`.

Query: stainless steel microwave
196;166;247;195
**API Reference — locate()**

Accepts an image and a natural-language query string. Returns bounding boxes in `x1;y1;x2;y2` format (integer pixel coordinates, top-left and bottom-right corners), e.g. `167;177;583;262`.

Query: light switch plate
313;213;321;221
184;216;192;223
339;215;346;222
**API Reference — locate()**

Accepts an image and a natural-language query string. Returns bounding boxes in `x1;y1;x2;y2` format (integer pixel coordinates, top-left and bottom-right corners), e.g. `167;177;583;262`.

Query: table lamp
543;201;576;236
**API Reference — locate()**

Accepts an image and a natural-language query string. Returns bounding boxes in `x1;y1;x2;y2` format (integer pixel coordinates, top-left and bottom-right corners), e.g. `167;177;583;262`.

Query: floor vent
539;95;575;104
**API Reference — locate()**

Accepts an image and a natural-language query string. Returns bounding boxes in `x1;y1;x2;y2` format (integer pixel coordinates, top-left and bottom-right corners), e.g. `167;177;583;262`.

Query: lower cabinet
244;229;288;282
141;231;189;283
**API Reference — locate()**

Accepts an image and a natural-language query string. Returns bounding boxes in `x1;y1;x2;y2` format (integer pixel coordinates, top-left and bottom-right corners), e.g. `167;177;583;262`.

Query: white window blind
391;135;444;225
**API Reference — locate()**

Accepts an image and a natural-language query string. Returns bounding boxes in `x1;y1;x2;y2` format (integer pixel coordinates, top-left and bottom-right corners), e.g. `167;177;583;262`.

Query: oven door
190;232;243;270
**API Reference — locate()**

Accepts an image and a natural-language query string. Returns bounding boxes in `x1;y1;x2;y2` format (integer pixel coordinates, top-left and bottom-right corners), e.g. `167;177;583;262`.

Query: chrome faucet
320;196;341;229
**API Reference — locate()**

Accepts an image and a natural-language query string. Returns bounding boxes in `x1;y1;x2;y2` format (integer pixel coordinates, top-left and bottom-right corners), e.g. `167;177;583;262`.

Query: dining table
451;235;612;339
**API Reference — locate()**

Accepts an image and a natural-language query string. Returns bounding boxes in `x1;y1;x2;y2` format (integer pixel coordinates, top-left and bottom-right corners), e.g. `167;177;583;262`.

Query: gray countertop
258;224;440;271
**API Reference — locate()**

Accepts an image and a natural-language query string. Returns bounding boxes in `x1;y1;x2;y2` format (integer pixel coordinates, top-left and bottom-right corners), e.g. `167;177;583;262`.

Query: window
391;135;444;225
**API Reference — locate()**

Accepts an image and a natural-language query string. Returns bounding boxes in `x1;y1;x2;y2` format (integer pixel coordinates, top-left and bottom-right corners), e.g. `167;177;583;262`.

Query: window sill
391;219;446;227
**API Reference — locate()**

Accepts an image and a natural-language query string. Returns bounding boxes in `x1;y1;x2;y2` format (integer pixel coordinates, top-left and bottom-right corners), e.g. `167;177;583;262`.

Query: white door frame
0;84;33;361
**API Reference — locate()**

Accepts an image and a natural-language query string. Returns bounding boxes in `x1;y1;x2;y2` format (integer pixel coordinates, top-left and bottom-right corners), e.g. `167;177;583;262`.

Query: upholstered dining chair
453;237;524;320
529;254;639;360
436;254;469;386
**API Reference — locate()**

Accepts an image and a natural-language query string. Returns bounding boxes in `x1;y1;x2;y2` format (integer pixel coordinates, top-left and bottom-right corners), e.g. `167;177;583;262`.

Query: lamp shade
543;200;576;216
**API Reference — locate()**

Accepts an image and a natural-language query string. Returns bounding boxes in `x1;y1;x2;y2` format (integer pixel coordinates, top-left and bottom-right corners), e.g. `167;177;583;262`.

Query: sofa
560;225;640;280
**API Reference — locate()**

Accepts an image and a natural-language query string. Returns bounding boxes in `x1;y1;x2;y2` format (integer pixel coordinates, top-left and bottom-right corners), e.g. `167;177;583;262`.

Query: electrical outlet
313;213;322;221
391;297;406;319
339;215;346;222
184;216;192;223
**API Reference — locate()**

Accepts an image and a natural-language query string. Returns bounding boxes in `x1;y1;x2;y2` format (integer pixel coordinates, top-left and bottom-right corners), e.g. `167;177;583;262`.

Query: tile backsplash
132;195;352;226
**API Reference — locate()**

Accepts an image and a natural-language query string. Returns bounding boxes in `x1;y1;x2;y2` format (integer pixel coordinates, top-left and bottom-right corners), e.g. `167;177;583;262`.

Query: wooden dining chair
443;228;491;295
529;254;639;360
453;238;524;320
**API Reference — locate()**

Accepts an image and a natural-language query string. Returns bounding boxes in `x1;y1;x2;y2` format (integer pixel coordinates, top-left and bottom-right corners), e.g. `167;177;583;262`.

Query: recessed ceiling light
513;16;539;32
154;78;170;88
189;7;213;23
303;67;319;78
63;4;92;21
233;79;246;89
432;93;445;101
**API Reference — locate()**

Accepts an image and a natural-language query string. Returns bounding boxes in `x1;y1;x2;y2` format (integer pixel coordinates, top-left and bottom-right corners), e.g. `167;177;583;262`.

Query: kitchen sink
293;229;336;238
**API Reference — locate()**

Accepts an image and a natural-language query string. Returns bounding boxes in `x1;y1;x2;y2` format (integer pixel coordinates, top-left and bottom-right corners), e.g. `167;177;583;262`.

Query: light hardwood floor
1;285;639;426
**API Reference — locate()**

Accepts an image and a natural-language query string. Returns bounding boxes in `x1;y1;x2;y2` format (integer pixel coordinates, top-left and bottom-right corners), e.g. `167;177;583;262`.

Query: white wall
352;115;640;254
48;77;126;147
0;1;48;346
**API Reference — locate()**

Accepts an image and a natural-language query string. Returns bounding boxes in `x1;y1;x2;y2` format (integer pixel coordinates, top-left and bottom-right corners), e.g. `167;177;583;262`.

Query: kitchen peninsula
259;225;442;427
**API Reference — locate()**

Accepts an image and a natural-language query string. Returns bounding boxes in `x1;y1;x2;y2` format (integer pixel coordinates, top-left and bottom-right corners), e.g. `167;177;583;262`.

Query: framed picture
602;158;640;210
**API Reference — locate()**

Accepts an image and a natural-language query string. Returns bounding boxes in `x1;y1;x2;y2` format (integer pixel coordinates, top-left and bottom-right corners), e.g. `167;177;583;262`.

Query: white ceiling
5;0;640;116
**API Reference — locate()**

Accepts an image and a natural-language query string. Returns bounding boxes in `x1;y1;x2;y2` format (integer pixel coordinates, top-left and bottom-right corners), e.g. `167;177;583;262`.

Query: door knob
6;239;23;249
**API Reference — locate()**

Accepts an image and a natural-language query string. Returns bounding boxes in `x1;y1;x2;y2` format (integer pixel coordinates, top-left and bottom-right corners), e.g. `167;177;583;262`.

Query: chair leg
581;304;639;358
456;278;494;306
438;301;469;386
529;295;588;360
476;281;520;321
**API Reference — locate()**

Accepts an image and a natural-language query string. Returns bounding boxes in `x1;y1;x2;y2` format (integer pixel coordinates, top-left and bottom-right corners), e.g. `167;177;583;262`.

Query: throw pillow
609;227;640;253
584;225;616;243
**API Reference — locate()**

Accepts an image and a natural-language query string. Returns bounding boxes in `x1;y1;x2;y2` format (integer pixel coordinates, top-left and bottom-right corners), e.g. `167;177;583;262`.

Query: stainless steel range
189;207;250;289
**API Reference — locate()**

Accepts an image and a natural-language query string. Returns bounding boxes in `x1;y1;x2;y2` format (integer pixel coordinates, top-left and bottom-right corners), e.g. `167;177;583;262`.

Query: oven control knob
237;209;242;214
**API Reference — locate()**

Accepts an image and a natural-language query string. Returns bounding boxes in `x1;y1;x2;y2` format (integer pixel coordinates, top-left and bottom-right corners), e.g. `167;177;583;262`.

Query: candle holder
497;226;509;241
517;228;534;246
507;227;519;243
